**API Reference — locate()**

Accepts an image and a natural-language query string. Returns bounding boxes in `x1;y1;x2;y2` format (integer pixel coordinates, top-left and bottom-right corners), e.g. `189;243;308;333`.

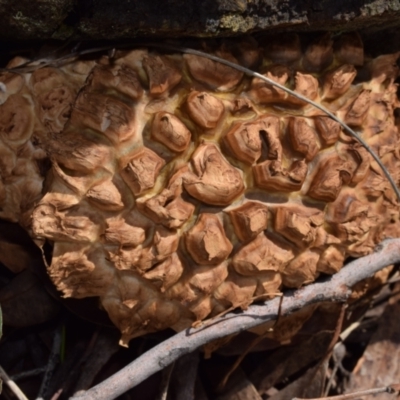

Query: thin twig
71;238;400;400
324;343;349;396
292;384;399;399
320;305;347;396
0;364;29;400
0;45;113;74
325;304;347;358
11;366;47;381
218;333;265;390
49;388;63;400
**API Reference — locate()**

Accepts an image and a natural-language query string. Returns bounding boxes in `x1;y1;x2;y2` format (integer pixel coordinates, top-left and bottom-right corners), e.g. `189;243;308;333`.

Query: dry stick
11;366;47;382
0;365;29;400
313;303;347;398
292;384;399;400
71;238;400;400
324;343;349;396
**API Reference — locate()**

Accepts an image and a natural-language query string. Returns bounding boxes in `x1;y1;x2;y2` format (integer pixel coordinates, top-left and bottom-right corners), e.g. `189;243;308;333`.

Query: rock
0;0;400;40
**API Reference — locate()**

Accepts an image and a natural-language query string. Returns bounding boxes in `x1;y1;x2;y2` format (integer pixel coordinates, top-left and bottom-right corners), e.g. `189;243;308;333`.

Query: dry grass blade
11;367;47;382
292;384;399;399
0;364;29;400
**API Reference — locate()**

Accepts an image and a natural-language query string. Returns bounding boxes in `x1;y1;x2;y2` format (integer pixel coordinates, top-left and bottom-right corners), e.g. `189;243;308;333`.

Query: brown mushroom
334;32;364;66
314;116;341;146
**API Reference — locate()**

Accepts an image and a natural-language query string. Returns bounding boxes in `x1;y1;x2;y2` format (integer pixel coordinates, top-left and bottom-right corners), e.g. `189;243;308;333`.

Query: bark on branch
71;238;400;400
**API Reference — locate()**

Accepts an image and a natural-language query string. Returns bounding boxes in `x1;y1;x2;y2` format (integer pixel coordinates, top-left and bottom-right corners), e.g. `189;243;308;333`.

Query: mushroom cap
1;36;398;346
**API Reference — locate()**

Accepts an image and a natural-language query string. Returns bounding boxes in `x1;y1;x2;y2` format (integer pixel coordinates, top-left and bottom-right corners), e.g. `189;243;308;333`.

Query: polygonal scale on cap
1;33;400;346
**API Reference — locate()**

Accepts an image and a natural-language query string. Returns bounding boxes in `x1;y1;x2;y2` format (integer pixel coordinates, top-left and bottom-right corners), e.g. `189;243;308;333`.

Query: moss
361;0;400;16
219;14;257;33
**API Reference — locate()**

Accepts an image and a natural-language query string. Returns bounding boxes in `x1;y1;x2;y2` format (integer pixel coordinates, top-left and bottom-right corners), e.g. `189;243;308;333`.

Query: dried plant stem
49;388;63;400
292;384;399;400
218;333;265;390
11;366;47;381
317;304;346;397
71;238;400;400
0;364;29;400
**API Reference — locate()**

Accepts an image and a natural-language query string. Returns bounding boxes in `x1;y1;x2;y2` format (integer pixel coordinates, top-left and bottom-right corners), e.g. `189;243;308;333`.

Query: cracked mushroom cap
1;37;398;346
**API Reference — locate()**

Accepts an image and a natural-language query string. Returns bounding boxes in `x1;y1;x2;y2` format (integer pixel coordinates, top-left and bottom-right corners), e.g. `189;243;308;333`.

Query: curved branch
71;238;400;400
